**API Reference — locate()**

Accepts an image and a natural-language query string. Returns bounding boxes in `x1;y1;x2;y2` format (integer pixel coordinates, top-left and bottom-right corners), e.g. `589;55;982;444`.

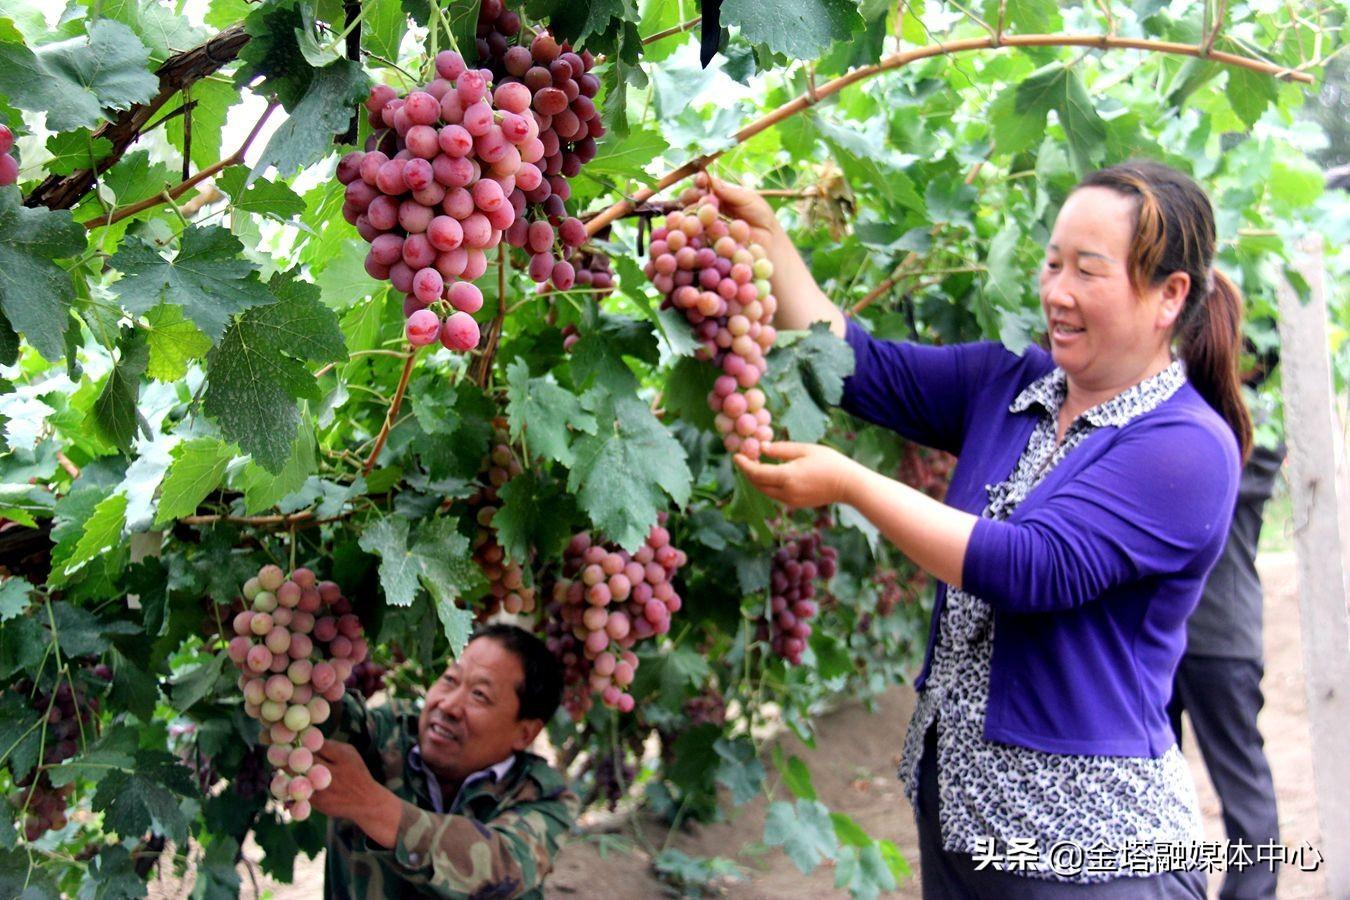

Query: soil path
220;551;1324;898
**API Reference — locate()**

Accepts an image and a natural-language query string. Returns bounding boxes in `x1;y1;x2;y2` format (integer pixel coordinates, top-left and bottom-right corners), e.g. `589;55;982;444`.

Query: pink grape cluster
767;533;838;665
338;50;541;352
7;669;109;841
644;188;779;459
542;524;688;718
224;564;369;820
475;2;604;287
0;125;17;186
470;425;537;618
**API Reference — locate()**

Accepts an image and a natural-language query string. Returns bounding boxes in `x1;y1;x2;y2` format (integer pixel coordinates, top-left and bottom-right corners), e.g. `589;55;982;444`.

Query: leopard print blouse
898;361;1202;883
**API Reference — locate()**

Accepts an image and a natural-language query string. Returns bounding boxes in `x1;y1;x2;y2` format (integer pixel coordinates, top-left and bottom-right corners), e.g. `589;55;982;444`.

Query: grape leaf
1226;66;1279;128
493;470;576;564
65;492;128;578
215;165;306;221
234;0;318;110
43;129;113;175
91;754;194;844
766;323;854;444
169;651;228;712
47;726;138;787
39;601;139;659
447;0;482;66
154;437;233;525
0;576;31;622
143;303;211;382
980;0;1062;34
666;723;720;791
110;225;276;343
81;843;146;899
202;272;346;473
1013;64;1105;174
0;190;88;361
721;0;862;61
569;390;691;551
252;58;369;178
833;844;897;900
713;737;765;806
362;0;408;62
240;420;316;513
504;358;596;466
586;127;667;180
0;692;43;781
774;751;818;801
88;329;150;452
358;516;478;612
0;20;157;132
95;0;208;63
763;799;838;874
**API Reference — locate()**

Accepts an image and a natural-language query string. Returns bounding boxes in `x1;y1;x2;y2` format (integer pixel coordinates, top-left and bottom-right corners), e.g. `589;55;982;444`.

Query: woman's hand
700;173;782;248
733;442;860;508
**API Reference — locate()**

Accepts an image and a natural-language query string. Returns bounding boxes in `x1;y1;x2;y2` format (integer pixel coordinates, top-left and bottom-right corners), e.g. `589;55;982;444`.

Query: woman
728;161;1249;898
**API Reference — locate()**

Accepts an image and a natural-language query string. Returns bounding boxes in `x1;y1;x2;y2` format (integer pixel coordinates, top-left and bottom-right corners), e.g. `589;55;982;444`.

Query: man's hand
734;442;860;508
312;740;404;849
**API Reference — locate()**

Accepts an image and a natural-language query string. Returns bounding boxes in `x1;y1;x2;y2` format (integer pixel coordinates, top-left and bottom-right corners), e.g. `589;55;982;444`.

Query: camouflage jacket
324;697;577;899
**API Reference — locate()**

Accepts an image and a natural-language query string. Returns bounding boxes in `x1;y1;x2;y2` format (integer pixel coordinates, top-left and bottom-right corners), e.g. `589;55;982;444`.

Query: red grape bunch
7;667;110;841
0;124;18;186
338;50;537;353
469;425;536;618
542;523;688;717
223;564;369;820
474;1;604;289
643;185;779;459
766;532;838;665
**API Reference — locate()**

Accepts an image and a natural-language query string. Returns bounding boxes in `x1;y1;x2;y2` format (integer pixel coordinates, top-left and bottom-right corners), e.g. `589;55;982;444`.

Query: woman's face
1040;187;1187;394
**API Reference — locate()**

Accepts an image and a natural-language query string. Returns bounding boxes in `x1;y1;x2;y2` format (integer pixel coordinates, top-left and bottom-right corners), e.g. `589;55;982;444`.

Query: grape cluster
469;426;537;619
683;687;727;728
0;125;18;186
7;668;109;841
475;2;604;287
896;442;956;502
223;564;368;820
766;533;837;665
339;50;538;352
644;186;778;459
542;524;688;717
344;660;389;700
233;745;271;801
589;748;636;812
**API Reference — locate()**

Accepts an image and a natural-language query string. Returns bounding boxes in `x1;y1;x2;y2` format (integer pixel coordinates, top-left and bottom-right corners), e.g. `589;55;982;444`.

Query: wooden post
1275;235;1350;895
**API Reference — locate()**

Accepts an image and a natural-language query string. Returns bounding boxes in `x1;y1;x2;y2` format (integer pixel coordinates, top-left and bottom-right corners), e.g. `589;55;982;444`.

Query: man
312;623;576;898
1169;430;1286;899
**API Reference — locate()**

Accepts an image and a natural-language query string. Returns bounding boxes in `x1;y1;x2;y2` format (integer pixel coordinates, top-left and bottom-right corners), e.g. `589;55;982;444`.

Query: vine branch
363;351;417;475
584;32;1314;236
81;103;279;229
23;24;251;211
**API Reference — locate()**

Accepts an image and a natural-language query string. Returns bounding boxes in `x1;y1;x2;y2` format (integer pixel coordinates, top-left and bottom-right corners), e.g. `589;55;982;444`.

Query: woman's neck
1059;352;1174;437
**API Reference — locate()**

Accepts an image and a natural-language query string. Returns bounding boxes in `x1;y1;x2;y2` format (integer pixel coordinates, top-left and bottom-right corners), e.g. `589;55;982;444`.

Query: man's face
417;637;541;784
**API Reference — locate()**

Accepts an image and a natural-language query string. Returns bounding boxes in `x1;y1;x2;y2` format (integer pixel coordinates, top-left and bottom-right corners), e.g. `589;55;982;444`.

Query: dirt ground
227;551;1326;898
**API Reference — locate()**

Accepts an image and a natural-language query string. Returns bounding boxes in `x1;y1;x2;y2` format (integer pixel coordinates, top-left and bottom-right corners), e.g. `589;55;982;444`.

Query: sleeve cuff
392;801;438;871
839;317;871;410
961;517;1009;605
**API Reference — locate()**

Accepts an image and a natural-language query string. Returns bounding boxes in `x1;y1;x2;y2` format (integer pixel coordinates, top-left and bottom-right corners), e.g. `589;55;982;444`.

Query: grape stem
583;31;1314;236
363;350;417;475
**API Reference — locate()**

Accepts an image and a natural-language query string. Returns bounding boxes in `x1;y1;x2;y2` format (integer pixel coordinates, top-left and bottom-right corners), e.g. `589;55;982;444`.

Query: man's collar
407;744;517;813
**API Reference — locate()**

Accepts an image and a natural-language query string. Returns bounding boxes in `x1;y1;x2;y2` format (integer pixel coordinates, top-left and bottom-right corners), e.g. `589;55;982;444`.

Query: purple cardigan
841;320;1240;757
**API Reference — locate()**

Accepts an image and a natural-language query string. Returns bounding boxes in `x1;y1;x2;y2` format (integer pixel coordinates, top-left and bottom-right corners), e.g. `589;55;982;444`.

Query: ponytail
1178;269;1252;462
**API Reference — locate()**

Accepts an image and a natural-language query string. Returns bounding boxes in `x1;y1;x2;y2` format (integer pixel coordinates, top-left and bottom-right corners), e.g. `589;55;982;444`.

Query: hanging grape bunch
474;0;602;289
0;125;18;186
766;531;838;665
7;667;110;841
542;523;687;717
643;181;779;459
469;423;536;619
224;564;369;820
337;50;532;352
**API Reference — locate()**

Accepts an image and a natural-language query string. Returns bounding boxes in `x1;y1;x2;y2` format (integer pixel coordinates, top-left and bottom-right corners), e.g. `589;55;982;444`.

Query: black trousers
914;726;1207;899
1168;654;1280;900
